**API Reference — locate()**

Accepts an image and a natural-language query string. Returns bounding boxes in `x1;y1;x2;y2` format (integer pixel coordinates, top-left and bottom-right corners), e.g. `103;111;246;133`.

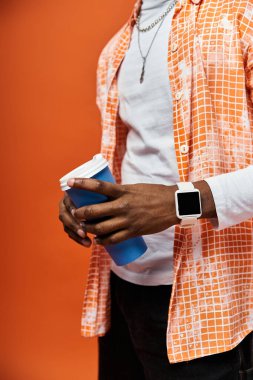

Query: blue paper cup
59;154;147;266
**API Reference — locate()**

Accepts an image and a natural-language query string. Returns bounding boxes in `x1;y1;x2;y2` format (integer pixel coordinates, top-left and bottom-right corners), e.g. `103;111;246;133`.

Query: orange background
0;1;134;379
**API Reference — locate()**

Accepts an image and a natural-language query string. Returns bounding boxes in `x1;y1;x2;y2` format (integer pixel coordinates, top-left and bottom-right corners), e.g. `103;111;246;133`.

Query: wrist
192;180;217;220
172;180;217;226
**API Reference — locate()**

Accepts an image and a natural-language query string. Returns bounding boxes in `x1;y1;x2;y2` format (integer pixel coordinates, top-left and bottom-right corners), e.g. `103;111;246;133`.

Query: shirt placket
168;0;202;182
167;0;204;363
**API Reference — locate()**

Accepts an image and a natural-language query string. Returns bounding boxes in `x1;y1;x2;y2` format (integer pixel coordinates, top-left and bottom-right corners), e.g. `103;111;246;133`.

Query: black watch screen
177;191;201;216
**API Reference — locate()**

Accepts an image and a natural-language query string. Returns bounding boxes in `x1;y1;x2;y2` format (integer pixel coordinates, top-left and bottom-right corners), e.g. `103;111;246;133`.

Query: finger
65;226;92;247
59;207;87;239
74;199;124;221
67;178;123;198
85;217;127;236
63;193;76;217
94;230;130;246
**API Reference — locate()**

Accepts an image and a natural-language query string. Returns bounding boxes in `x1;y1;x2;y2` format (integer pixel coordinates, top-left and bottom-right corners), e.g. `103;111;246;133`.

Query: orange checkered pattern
80;0;253;363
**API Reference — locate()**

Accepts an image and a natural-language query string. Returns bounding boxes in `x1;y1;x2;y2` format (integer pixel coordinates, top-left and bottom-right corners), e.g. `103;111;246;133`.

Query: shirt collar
127;0;142;28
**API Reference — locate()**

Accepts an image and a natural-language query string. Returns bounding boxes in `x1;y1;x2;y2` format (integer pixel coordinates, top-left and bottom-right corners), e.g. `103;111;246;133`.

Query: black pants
98;271;244;380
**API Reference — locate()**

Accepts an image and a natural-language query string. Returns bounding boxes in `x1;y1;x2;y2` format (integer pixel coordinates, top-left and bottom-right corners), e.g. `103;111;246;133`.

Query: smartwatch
175;182;202;227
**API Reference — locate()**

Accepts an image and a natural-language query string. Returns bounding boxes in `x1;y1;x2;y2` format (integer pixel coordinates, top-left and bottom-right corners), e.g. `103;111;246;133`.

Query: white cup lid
59;154;108;191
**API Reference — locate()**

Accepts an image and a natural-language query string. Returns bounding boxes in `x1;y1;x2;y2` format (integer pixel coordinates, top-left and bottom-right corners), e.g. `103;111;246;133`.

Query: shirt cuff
204;177;227;231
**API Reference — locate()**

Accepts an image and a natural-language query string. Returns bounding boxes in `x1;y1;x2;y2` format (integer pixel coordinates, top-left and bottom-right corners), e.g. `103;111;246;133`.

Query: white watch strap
176;182;194;191
180;217;198;227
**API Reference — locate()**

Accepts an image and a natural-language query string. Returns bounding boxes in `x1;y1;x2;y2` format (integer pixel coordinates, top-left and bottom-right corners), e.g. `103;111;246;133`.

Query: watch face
177;191;201;216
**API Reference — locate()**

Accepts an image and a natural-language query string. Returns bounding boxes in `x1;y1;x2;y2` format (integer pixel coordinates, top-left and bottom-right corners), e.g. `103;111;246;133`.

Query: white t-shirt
111;0;178;285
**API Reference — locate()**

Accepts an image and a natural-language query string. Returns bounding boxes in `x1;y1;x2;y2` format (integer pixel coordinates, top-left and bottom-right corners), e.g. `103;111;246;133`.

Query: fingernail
67;179;75;187
82;239;91;247
71;208;76;216
77;229;86;238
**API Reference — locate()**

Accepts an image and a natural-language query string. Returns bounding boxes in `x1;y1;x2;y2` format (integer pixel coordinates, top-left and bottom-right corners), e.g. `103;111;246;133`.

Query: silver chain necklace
137;0;178;84
136;0;177;33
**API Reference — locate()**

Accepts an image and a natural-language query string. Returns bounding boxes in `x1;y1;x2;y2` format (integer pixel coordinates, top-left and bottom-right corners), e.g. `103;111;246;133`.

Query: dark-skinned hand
58;193;92;248
61;178;180;246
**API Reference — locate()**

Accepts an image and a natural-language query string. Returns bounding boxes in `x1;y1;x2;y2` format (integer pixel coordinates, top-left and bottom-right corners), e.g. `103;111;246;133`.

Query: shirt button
171;42;178;52
191;0;201;4
180;144;189;154
176;90;183;100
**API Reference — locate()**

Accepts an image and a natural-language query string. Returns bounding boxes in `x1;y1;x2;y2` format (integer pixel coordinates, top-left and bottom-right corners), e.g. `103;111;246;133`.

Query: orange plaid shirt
80;0;253;363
